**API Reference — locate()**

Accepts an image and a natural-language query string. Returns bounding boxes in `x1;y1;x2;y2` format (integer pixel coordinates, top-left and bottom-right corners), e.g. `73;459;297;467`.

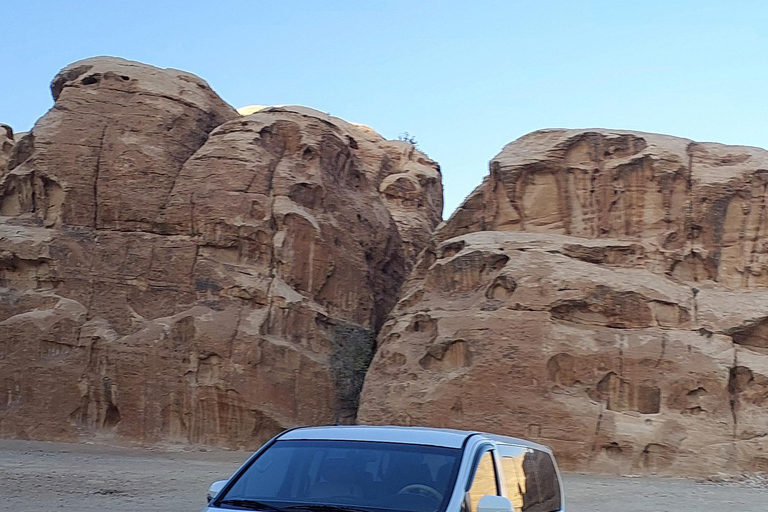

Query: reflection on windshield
500;447;561;512
219;440;462;512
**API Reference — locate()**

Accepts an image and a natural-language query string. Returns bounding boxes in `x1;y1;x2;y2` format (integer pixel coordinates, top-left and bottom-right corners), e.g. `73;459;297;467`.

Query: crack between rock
259;133;286;341
685;142;695;193
618;340;625;378
190;193;196;235
729;349;739;440
91;227;193;237
227;305;244;359
745;183;768;287
588;403;605;464
194;154;254;164
190;245;200;290
93;125;108;229
691;286;699;326
84;279;97;322
654;333;667;368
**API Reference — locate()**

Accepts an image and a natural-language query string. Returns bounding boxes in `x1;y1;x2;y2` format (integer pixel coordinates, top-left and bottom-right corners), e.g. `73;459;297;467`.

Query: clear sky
3;1;768;216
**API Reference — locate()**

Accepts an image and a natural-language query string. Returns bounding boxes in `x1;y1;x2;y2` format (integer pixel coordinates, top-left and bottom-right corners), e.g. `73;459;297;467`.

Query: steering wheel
397;483;443;501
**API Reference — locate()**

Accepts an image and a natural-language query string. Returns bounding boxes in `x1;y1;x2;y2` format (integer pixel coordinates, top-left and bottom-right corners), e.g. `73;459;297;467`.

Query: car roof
278;425;552;453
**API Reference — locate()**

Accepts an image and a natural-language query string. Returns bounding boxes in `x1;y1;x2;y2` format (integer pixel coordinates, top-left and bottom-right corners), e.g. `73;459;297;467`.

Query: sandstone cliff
359;129;768;476
6;58;768;478
0;57;441;448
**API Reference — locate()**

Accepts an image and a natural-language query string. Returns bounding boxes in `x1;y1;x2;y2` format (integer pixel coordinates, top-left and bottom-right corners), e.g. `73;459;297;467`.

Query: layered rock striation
359;129;768;475
0;57;441;448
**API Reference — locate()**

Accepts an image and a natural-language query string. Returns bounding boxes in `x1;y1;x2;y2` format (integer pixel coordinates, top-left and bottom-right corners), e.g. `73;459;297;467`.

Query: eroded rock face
0;124;13;175
0;58;441;448
441;129;768;288
359;129;768;476
2;57;238;229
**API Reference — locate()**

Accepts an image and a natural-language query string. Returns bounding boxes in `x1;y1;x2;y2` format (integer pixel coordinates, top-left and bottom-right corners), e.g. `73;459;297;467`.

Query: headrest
319;458;354;483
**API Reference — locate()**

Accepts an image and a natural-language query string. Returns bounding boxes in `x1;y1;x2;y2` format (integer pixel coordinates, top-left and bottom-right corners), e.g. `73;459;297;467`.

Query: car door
463;446;502;512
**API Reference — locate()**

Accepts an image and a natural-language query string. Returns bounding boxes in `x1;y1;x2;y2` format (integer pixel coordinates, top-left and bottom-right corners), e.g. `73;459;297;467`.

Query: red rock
0;59;441;449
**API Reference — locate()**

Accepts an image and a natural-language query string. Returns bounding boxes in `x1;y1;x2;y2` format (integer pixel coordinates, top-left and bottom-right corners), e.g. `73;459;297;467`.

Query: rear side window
499;446;561;512
466;450;499;512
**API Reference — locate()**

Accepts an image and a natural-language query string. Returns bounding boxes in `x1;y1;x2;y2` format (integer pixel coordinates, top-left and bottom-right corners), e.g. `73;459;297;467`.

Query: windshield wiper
218;499;287;511
284;505;374;512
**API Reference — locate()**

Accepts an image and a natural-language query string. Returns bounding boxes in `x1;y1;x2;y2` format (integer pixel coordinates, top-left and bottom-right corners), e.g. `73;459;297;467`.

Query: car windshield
216;440;462;512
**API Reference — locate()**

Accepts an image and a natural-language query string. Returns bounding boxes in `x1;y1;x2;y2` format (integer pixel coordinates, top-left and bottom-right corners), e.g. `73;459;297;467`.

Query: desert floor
0;439;766;511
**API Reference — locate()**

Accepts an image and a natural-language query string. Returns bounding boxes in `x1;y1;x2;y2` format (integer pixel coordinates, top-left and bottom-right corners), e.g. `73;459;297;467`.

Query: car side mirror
207;480;228;503
477;495;514;512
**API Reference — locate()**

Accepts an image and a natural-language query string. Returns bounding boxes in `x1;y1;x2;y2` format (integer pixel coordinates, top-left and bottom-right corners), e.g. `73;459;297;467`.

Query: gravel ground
0;439;766;511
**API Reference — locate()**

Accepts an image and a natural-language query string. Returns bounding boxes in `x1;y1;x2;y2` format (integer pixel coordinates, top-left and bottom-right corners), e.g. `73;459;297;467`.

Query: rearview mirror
207;480;228;503
477;495;514;512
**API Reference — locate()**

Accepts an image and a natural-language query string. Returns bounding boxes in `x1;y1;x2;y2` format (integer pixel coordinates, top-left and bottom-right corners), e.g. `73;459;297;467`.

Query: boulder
0;59;441;448
359;129;768;476
2;57;238;229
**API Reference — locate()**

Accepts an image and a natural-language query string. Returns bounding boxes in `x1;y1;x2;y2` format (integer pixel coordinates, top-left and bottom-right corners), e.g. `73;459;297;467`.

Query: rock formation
359;129;768;476
0;124;13;175
5;58;768;478
0;57;441;448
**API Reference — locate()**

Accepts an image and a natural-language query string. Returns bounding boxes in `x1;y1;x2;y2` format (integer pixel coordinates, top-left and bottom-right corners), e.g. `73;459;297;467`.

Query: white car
204;426;564;512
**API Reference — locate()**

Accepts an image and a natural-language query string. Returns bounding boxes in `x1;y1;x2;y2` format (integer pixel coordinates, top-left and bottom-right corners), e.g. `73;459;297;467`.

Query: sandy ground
0;439;766;511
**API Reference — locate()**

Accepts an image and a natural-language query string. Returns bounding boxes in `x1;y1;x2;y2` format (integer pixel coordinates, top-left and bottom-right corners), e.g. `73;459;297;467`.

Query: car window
466;450;499;512
220;440;462;512
499;446;527;511
499;446;561;512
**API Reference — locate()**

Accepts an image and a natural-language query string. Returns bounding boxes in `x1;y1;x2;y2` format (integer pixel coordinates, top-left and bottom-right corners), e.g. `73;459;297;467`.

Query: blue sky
3;1;767;215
